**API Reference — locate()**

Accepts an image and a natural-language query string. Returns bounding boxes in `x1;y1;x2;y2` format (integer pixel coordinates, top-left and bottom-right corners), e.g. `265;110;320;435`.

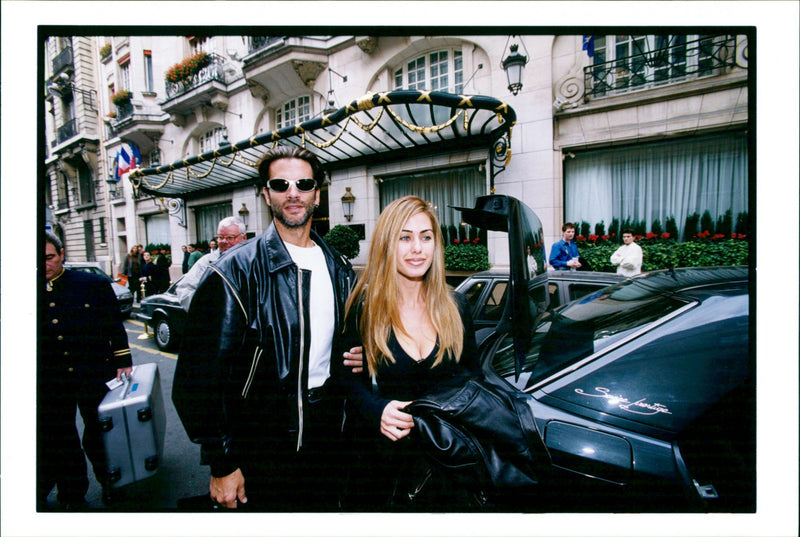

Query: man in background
175;216;247;311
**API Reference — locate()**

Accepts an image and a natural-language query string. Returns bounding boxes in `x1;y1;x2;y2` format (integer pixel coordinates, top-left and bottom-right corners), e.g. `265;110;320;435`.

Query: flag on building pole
130;143;142;170
117;146;132;178
113;155;120;182
582;35;595;58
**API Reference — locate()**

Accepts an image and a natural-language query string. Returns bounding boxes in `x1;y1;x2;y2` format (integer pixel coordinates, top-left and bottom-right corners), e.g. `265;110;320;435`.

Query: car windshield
490;277;691;392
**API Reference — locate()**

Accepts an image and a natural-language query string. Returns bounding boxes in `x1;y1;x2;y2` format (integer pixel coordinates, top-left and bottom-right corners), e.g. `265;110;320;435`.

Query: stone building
44;36;111;269
43;32;750;279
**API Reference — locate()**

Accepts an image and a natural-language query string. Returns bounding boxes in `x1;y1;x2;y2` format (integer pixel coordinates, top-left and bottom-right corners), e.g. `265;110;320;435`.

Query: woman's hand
380;400;414;441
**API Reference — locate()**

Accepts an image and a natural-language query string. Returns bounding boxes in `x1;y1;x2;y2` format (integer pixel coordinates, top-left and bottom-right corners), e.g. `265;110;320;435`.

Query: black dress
335;293;481;511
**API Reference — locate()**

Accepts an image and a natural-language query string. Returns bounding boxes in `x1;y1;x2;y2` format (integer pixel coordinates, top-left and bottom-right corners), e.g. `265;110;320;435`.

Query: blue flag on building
582;35;594;58
130;143;142;169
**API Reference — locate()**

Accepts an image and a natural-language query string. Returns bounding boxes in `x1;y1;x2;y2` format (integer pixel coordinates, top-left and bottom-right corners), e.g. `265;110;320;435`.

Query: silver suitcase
98;362;166;488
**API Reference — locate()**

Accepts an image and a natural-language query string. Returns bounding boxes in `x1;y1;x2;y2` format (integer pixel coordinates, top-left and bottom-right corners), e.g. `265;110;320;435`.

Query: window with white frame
393;49;464;93
143;50;154;92
276;96;311;130
587;34;732;98
119;59;131;91
198;126;225;153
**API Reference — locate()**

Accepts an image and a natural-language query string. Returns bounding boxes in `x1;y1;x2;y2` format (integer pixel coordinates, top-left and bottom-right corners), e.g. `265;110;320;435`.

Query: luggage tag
106;367;134;399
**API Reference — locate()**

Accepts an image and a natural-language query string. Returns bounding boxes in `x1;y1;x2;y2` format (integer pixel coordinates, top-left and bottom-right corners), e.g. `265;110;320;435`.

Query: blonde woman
334;195;480;511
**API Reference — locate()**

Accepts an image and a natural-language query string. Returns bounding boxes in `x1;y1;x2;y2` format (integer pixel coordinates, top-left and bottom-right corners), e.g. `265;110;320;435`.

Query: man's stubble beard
271;197;317;229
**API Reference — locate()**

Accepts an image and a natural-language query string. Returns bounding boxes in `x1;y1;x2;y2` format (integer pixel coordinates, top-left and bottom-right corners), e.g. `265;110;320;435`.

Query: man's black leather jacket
172;224;355;477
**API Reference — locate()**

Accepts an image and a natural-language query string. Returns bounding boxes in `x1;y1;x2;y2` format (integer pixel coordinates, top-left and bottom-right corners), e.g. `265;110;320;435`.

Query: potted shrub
99;42;112;59
111;89;132;106
323;225;360;260
165;51;212;84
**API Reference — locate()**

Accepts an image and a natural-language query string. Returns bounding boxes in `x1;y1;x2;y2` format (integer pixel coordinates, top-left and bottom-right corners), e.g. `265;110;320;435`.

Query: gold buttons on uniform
52;319;59;324
49;302;55;307
85;304;91;308
58;335;64;340
68;367;74;372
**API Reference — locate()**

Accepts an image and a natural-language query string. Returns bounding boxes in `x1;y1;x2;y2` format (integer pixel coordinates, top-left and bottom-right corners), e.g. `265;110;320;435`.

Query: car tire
154;316;176;352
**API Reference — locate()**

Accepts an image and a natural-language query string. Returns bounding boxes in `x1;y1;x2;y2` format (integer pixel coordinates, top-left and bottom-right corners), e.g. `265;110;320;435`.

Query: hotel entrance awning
129;90;516;200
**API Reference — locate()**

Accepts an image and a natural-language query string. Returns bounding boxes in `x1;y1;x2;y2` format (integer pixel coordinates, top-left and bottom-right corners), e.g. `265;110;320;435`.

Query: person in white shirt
610;229;643;276
175;216;246;311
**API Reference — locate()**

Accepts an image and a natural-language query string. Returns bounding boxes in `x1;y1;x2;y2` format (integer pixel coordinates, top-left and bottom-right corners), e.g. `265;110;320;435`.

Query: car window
478;281;508;322
548;283;560;309
568;283;608;302
458;279;488;313
529;281;548;313
490;279;690;392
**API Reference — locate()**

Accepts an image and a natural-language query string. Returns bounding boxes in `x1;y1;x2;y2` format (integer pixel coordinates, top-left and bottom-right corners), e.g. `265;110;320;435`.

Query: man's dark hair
561;222;576;232
45;231;63;252
622;228;635;236
257;146;324;190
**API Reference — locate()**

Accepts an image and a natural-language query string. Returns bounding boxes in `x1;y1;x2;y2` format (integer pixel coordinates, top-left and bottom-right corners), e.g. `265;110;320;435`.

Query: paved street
50;315;210;511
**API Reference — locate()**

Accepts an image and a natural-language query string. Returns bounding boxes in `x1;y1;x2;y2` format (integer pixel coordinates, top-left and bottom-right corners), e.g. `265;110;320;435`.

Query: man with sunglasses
173;146;361;511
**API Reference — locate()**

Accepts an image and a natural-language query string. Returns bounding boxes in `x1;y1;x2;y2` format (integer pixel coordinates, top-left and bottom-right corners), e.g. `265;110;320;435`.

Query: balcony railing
116;102;134;121
108;184;125;201
164;53;227;100
53;46;73;74
584;35;738;100
248;35;282;53
57;118;78;143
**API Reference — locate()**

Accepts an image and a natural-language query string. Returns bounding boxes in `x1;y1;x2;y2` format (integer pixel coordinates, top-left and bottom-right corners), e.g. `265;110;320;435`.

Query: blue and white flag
130;143;142;169
582;35;595;58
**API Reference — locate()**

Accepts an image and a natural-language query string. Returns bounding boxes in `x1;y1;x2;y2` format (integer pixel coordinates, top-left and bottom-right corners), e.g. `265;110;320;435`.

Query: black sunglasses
267;178;317;193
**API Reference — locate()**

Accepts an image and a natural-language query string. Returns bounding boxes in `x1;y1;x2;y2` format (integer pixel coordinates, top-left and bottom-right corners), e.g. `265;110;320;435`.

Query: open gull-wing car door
454;195;547;379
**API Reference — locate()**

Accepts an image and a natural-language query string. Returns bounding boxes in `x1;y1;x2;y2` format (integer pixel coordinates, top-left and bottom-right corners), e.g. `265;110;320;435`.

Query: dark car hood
454;195;547;379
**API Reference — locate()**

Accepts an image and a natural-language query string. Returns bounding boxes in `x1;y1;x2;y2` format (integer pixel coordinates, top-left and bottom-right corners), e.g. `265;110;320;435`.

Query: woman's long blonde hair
345;196;464;376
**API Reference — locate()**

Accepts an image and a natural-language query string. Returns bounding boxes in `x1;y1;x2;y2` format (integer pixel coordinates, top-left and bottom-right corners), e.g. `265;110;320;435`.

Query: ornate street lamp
238;202;249;228
341;187;356;222
501;38;529;96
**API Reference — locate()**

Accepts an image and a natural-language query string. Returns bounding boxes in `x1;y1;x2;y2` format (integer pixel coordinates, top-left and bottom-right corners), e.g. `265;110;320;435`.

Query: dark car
135;277;187;351
455;195;754;512
455;269;625;346
64;262;133;317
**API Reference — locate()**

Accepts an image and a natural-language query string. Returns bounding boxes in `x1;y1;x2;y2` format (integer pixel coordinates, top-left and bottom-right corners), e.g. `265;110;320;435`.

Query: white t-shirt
284;241;335;389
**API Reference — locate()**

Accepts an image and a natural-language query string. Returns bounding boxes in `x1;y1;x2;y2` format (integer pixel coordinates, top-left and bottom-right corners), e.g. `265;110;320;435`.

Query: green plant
323;225;360;260
735;212;749;236
165;51;212;84
665;216;679;240
594;220;605;236
700;210;715;234
111;89;132;106
651;219;663;236
716;209;733;236
578;235;748;274
608;217;619;239
444;240;490;272
99;42;112;58
684;212;700;241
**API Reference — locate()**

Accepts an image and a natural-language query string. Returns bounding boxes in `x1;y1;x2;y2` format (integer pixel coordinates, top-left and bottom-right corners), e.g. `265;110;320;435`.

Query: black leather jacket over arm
332;291;481;432
172;224;355;477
